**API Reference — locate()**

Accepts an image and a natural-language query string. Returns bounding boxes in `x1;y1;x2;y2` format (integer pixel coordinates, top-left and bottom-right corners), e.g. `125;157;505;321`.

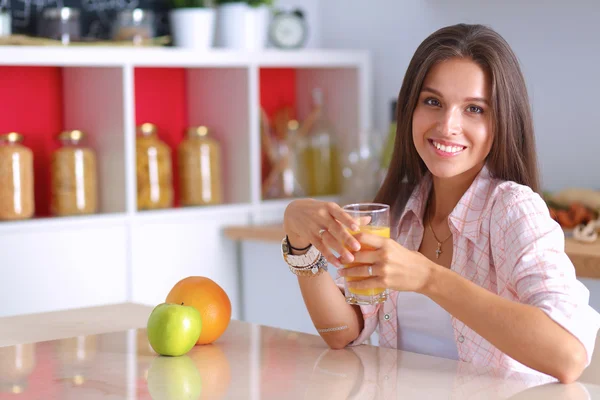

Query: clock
269;9;308;49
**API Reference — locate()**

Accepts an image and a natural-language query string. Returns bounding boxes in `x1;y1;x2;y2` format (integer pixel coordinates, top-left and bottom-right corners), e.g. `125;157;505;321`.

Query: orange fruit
166;276;232;345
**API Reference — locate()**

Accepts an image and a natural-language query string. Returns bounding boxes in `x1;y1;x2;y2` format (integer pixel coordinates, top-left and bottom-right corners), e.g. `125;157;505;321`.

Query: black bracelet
286;235;312;251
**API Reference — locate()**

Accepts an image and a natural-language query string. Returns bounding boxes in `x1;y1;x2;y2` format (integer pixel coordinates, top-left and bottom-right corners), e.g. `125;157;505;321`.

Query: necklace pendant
435;243;442;259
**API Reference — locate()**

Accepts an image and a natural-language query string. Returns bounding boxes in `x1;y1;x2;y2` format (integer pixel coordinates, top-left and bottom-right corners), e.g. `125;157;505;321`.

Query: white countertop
0;303;598;399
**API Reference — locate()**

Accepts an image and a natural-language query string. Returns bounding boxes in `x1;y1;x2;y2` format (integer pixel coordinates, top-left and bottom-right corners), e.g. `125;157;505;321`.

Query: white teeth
432;141;463;154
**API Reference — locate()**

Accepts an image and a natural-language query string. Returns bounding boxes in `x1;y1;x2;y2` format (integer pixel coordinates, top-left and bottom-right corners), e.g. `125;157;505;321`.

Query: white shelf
259;195;340;210
0;47;369;68
0;213;127;234
0;47;372;319
132;203;252;223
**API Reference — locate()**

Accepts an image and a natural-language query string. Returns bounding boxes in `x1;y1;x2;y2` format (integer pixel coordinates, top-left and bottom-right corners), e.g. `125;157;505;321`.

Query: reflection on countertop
0;320;598;400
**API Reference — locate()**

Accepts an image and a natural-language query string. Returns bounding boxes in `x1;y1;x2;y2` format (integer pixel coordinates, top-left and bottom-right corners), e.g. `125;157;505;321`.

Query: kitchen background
0;0;597;339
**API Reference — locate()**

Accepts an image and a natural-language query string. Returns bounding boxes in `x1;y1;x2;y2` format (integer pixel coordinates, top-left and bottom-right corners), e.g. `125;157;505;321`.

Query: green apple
147;303;202;357
147;355;202;400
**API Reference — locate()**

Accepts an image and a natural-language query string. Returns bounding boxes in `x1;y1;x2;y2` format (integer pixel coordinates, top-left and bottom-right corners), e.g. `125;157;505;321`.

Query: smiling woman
282;23;600;384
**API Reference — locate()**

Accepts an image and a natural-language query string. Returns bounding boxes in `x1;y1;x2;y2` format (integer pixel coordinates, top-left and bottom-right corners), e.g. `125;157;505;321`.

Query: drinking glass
341;203;390;305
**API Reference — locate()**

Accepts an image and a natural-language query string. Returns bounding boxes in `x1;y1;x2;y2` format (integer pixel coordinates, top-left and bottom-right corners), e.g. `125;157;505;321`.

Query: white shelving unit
0;47;372;319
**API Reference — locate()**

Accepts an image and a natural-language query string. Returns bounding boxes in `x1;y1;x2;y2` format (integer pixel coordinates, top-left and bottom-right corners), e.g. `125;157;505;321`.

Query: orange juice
344;226;390;296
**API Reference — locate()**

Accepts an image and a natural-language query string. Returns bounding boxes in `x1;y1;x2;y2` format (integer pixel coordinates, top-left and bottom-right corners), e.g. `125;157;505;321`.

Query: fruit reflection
137;328;157;380
187;344;231;399
56;335;98;386
0;343;36;394
146;355;202;400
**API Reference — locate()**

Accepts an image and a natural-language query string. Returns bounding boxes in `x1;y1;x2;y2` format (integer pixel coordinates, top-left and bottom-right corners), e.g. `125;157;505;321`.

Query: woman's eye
467;105;484;114
424;98;441;107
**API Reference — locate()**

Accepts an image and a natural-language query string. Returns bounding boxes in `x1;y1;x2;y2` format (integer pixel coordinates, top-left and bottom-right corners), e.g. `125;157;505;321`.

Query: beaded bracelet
288;255;328;277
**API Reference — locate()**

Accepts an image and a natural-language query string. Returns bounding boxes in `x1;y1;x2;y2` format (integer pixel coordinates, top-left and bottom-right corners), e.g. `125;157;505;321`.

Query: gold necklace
426;202;453;259
429;221;452;259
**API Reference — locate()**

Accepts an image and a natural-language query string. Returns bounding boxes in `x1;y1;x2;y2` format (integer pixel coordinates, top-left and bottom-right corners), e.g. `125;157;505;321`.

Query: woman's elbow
322;333;357;350
326;340;348;350
323;336;350;350
555;344;588;384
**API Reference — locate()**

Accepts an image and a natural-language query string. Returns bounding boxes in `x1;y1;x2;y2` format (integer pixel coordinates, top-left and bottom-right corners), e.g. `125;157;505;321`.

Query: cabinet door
0;222;128;317
239;241;329;335
131;209;250;319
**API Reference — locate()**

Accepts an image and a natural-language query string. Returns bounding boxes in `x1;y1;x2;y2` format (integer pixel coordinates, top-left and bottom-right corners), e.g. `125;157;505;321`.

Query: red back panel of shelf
259;68;296;185
134;67;188;208
0;66;64;217
259;68;297;119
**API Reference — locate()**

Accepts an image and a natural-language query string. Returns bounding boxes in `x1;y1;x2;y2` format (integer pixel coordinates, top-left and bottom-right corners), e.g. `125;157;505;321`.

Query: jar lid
0;132;24;143
58;130;85;142
287;120;299;131
43;7;80;20
187;126;209;137
138;123;157;136
118;8;154;22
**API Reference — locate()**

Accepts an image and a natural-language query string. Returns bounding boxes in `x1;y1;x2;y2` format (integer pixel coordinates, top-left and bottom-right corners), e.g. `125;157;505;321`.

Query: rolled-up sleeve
335;276;380;346
495;189;600;365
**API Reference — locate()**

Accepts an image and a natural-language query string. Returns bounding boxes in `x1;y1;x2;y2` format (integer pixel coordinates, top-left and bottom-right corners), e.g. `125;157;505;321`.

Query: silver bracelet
317;325;348;333
288;255;328;277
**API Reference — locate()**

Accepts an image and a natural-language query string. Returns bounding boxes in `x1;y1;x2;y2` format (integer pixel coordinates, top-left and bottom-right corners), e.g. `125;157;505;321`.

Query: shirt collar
398;165;494;243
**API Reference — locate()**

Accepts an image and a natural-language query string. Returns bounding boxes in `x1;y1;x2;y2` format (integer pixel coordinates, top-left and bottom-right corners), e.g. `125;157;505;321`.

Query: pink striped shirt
337;165;600;374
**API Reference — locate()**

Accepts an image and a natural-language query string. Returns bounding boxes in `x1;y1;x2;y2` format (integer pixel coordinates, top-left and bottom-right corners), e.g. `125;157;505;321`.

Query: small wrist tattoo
317;325;348;333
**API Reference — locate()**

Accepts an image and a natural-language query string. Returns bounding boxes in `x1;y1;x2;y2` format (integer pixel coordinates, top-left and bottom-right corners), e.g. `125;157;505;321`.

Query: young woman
281;23;600;383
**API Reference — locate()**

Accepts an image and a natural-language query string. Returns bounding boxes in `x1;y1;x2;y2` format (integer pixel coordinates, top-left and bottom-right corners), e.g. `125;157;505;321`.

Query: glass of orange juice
342;203;390;305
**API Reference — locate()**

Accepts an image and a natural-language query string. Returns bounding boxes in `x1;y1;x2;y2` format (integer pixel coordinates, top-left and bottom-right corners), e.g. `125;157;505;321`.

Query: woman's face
412;57;493;180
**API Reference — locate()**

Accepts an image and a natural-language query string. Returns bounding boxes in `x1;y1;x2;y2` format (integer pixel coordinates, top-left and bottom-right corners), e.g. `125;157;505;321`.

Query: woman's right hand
283;199;362;268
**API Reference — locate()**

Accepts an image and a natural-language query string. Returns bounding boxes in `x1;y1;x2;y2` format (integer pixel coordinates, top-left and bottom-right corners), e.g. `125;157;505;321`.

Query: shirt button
458;335;465;343
384;314;390;320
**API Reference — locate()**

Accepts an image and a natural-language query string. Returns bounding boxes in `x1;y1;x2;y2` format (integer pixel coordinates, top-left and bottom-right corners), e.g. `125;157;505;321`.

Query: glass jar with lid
50;130;98;216
112;9;155;45
0;132;34;220
136;123;173;210
178;126;223;206
37;7;81;45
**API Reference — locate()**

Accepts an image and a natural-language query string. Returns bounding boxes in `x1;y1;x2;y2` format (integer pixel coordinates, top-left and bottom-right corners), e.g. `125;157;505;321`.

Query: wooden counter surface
224;224;600;279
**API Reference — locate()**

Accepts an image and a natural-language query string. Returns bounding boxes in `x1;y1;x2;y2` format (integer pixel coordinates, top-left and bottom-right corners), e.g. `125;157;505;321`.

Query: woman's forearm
421;262;587;383
297;273;364;349
287;232;364;349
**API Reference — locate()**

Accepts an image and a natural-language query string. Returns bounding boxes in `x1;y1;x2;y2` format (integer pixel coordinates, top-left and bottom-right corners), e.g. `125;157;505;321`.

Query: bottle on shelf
0;132;34;221
300;88;341;197
178;126;223;207
136;123;174;210
340;128;383;205
262;119;306;199
51;130;98;217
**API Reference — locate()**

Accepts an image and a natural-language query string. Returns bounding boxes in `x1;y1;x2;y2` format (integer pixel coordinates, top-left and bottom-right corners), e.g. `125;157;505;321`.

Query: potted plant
215;0;273;50
170;0;216;49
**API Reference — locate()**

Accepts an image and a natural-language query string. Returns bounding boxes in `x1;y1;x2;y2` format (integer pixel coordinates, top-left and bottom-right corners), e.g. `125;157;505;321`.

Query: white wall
318;0;600;192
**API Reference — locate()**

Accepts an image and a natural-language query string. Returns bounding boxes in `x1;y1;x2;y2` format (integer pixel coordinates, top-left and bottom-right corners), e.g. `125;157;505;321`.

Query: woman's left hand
337;232;435;293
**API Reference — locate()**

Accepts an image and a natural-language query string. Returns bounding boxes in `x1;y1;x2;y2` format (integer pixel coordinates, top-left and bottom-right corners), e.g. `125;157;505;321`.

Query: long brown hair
374;23;540;221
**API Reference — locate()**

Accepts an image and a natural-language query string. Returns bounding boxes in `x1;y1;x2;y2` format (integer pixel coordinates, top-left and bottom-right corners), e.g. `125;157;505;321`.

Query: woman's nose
439;107;462;136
